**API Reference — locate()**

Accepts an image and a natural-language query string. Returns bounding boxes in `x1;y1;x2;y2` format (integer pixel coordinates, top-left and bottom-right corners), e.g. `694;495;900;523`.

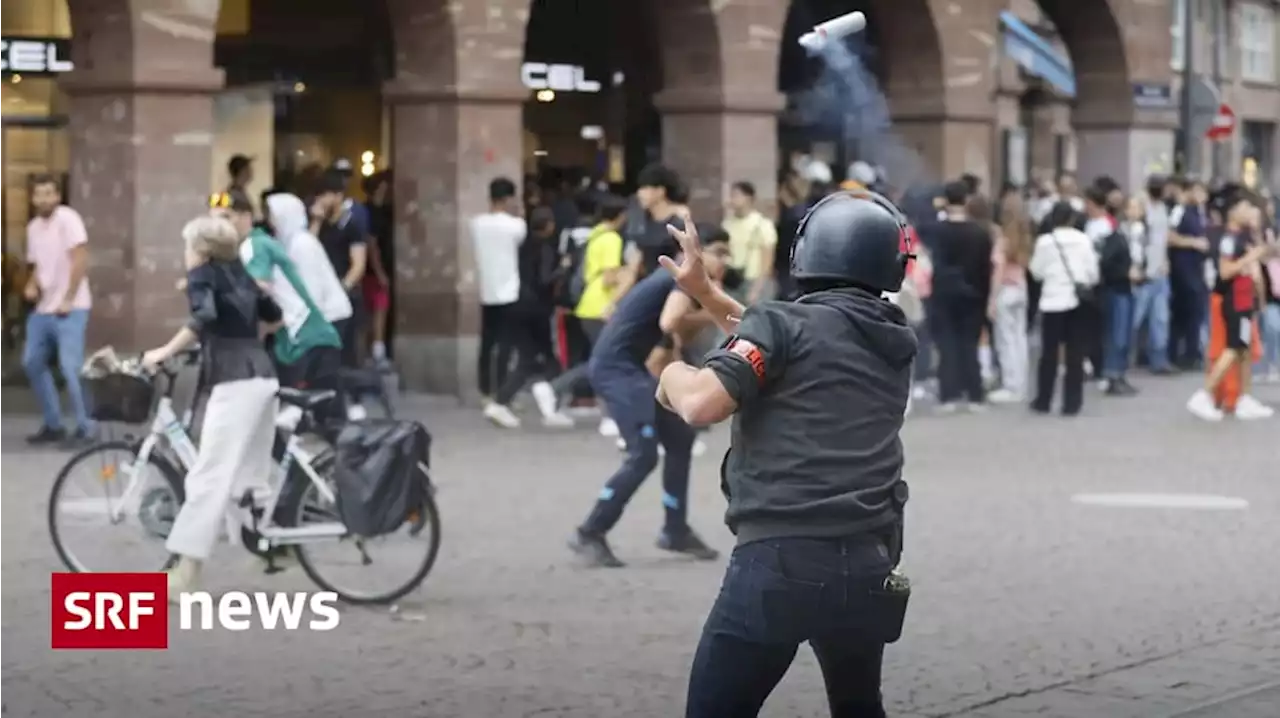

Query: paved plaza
2;374;1278;718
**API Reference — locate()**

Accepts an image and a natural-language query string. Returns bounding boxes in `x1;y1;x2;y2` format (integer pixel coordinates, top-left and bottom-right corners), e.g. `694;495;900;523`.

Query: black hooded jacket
704;287;917;544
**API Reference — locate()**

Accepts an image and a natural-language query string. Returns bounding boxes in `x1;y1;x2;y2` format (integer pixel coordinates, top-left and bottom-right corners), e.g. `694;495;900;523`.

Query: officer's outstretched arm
657;362;738;427
658;305;787;426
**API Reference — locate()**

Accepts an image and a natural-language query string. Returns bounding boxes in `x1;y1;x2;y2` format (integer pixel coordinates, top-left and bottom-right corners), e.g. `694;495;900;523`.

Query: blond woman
142;215;282;594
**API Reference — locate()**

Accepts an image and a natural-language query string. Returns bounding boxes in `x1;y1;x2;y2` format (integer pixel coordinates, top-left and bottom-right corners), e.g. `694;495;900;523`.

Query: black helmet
790;190;912;293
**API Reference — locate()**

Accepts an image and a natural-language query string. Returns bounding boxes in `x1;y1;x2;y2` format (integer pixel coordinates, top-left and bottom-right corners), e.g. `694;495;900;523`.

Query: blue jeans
22;310;93;433
1260;304;1280;373
1131;277;1171;370
686;536;897;718
580;358;693;537
1103;289;1134;379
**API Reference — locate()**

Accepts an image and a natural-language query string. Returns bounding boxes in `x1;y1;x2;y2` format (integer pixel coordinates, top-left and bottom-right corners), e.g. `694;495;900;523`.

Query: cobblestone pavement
3;373;1279;718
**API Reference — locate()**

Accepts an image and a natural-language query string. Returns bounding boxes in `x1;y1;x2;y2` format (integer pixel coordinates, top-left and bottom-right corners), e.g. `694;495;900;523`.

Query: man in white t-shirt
470;177;527;406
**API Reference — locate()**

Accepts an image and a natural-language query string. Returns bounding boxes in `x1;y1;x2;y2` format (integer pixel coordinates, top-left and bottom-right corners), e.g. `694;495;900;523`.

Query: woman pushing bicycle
141;212;283;596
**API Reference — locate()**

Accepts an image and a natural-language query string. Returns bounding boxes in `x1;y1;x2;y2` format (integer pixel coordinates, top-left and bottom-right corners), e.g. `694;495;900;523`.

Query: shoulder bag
1049;230;1098;308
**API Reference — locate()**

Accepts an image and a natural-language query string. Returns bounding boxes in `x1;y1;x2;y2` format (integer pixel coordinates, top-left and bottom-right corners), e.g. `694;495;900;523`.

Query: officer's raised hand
660;212;713;300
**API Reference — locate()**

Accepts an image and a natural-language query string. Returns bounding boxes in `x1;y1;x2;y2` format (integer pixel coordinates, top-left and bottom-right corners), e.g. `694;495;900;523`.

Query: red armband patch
727;338;766;384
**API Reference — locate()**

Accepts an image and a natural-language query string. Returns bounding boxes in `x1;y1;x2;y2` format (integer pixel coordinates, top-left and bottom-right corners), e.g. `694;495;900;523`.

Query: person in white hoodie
1029;200;1101;416
261;192;354;420
266;192;353;327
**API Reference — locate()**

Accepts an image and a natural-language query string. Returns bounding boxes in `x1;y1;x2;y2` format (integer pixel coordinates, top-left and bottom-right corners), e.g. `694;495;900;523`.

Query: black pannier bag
331;420;432;537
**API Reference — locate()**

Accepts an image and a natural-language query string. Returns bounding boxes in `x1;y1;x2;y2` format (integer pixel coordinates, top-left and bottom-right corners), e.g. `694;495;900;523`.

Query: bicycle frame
116;395;348;546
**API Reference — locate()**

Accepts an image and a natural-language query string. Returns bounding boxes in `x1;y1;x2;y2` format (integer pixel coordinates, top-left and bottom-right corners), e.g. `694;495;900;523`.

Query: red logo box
51;573;168;649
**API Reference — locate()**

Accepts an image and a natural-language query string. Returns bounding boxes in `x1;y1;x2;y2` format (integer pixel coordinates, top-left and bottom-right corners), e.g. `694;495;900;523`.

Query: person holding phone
21;174;94;447
1186;192;1276;421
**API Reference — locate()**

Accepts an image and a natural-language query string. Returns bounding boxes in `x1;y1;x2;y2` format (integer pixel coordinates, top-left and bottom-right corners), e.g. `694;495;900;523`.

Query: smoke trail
790;18;934;195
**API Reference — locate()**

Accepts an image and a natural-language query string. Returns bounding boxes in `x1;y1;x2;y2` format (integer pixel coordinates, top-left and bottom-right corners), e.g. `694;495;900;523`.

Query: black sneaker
568;529;625;568
61;427;96;449
656;529;720;561
1116;378;1140;395
26;426;65;445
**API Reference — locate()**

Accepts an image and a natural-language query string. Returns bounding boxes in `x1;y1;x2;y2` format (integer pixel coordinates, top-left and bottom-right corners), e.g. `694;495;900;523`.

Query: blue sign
999;12;1075;98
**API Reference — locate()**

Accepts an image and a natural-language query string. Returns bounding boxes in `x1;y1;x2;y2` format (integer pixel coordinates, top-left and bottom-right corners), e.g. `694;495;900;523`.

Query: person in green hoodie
527;195;630;425
215;191;344;414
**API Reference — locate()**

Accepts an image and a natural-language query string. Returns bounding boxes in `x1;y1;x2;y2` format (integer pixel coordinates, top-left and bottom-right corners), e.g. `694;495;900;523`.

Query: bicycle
49;352;441;604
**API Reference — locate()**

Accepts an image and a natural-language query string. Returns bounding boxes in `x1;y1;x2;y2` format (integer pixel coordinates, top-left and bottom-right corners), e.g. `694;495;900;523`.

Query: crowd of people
17;151;1279;460
17;155;396;451
467;160;1280;445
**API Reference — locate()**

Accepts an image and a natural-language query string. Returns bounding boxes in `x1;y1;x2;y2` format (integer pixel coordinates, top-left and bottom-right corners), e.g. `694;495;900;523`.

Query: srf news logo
51;573;340;649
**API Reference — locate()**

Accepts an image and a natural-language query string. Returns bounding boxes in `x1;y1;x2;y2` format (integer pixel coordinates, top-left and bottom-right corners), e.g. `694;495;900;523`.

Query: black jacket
704;288;917;544
186;259;280;387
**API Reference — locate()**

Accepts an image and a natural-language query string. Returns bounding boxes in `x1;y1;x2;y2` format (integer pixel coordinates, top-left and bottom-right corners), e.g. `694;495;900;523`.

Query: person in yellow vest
721;181;778;303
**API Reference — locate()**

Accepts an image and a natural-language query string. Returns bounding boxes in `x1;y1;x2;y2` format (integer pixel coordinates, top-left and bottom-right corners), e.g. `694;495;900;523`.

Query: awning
999;11;1075;98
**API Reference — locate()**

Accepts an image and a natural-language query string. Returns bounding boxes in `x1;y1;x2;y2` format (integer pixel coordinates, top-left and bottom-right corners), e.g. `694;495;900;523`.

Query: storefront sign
520;62;600;93
1;37;73;75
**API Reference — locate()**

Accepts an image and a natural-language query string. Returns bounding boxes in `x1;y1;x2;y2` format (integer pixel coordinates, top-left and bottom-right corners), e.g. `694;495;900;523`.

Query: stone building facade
31;0;1219;393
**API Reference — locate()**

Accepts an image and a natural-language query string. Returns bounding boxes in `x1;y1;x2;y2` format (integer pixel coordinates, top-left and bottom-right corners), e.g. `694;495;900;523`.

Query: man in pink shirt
22;174;94;446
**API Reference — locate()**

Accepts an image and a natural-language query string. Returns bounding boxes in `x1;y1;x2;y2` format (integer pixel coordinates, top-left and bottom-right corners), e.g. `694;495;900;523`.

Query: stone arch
777;0;949;184
1037;0;1174;188
1036;0;1133;126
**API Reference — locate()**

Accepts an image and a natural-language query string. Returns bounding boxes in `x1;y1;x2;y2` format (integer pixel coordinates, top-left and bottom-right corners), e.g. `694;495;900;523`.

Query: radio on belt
797;11;867;53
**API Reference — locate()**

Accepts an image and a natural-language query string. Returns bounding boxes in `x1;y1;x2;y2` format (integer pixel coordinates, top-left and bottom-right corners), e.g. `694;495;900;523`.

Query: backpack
555;226;593;309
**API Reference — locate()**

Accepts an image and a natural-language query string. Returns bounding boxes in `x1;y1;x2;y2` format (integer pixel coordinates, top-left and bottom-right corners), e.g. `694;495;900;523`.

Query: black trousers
332;290;365;368
478;303;517;397
277;345;346;424
1169;270;1207;367
686;536;895;718
929;297;986;404
494;308;556;406
1034;307;1088;415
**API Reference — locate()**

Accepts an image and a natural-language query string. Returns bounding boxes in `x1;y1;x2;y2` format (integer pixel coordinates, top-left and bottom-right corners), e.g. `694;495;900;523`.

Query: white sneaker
483;402;521;429
1186;390;1224;422
692;439;707;457
616;437;628;451
530;381;559;419
347;403;368;421
987;389;1022;404
599;417;620;437
935;402;960;415
911;384;929;400
542;411;575;428
165;557;202;601
964;402;987;414
1234;395;1275;420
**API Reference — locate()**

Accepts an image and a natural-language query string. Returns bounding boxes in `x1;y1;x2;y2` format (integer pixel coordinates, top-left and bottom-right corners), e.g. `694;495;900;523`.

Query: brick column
62;0;222;352
655;89;785;221
385;83;525;396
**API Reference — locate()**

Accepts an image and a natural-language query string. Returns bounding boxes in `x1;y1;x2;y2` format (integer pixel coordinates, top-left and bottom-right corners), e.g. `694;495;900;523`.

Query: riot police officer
655;192;916;718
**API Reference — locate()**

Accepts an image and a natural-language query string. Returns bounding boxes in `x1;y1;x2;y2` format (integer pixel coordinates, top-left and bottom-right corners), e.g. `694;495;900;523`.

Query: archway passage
777;0;946;189
1033;0;1174;189
213;0;393;199
520;0;659;195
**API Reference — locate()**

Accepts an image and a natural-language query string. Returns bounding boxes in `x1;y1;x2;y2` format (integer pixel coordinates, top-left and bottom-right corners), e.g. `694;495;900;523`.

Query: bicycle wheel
49;440;185;573
289;465;441;605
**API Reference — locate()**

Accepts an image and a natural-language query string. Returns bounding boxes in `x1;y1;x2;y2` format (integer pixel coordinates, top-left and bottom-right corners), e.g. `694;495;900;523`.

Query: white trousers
992;285;1030;398
166;377;279;561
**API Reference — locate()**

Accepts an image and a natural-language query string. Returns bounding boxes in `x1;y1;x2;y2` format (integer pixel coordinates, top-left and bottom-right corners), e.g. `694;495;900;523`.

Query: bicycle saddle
276;387;338;410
